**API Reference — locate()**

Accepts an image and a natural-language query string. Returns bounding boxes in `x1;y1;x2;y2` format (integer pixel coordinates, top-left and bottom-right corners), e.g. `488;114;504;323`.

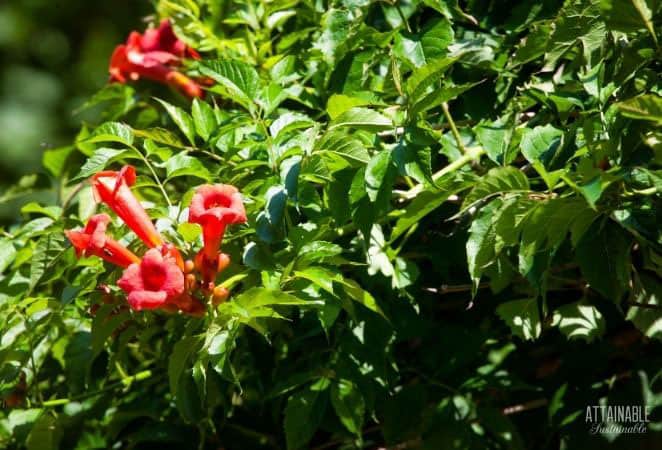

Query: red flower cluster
188;185;247;286
65;165;246;316
109;19;203;99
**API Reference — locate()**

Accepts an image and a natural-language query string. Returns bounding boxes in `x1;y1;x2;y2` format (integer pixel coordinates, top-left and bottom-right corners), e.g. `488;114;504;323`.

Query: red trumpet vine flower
188;185;246;283
91;166;164;249
118;248;185;311
65;214;140;268
109;19;203;99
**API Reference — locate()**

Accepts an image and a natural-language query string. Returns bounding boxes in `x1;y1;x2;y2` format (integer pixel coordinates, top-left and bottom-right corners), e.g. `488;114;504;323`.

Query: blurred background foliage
0;0;149;222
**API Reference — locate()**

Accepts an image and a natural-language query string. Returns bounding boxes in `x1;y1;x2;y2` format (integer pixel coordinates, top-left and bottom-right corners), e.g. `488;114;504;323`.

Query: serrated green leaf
331;379;365;435
191;98;217;141
328;107;392;132
576;221;632;301
156;98;196;145
552;302;606;342
462;167;530;211
496;298;542;340
406;57;457;103
42;146;75;177
600;0;657;45
615;94;662;124
84;122;134;146
627;274;662;341
284;381;329;450
168;336;201;396
365;150;393;202
198;59;261;112
30;232;65;292
164;153;211;180
74;148;127;181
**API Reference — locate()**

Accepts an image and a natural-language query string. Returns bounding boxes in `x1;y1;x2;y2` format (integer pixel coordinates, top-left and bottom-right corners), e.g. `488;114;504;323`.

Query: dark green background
0;0;149;221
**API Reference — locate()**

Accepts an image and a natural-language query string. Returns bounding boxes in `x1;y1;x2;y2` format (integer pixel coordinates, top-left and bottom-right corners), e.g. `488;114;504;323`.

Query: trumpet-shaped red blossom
139;19;200;59
188;185;246;283
109;19;203;99
65;213;140;268
92;166;164;249
118;248;185;311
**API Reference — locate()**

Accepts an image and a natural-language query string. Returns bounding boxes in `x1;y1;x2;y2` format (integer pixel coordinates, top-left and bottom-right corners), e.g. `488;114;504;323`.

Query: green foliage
1;0;662;449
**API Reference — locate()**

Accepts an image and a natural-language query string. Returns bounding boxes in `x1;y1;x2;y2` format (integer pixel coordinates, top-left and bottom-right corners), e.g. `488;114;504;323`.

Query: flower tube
65;213;140;268
188;184;246;283
91;166;164;249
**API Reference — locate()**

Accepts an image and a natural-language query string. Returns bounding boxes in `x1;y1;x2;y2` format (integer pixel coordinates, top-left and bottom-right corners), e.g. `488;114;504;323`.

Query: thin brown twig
502;398;548;415
424;283;489;294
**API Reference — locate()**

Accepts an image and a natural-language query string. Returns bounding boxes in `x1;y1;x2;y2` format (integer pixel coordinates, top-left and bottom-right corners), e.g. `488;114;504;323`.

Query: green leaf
191;98;217;141
627;274;662;341
393;141;432;185
30;232;65;292
317;131;370;166
21;203;61;220
156;98;196;145
74;148;127;181
331;379;365;435
233;287;319;309
294;266;341;295
42;146;75;177
406;57;456;104
410;81;481;116
0;240;17;273
327;94;379;120
576;221;632;301
284;380;329;450
134;127;185;148
314;9;351;64
519;125;564;189
365;150;393;202
392;176;473;241
164;153;211;180
475;118;514;165
90;306;131;358
328;107;392;132
270;112;313;140
394;33;426;68
177;222;202;242
395;18;454;68
511;21;552;66
339;278;384;318
600;0;657;45
544;1;605;69
296;241;344;267
85;122;134;146
26;414;62;450
615;94;662;124
552;302;606;342
467;201;500;292
462;167;529;211
421;18;454;61
198;59;261;113
520;124;563;168
168;336;200;396
496;298;542;340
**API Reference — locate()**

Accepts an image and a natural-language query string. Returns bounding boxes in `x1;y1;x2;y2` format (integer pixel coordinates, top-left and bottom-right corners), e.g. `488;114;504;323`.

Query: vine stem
399;147;485;200
40;370;152;407
393;2;412;33
502;398;548;415
441;102;466;154
129;144;172;207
